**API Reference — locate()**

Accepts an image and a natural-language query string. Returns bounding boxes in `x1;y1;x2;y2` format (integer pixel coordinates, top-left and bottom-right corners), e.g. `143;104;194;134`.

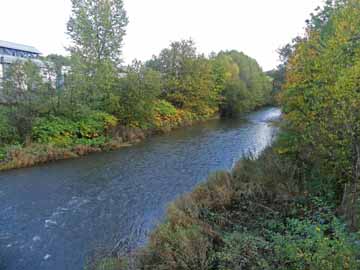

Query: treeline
279;0;360;230
95;1;360;269
0;0;271;167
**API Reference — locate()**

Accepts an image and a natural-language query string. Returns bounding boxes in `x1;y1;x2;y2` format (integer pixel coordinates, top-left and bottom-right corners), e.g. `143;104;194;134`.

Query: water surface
0;107;281;270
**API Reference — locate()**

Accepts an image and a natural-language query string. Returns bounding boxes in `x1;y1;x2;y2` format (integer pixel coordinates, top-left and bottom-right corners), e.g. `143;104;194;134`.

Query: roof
0;40;41;54
0;55;47;68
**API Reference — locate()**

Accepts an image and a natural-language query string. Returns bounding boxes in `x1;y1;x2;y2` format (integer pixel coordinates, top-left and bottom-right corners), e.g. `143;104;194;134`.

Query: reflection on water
0;107;281;270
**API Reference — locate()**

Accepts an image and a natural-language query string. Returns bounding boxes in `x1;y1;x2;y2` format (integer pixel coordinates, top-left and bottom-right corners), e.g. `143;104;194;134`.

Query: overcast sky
0;0;324;70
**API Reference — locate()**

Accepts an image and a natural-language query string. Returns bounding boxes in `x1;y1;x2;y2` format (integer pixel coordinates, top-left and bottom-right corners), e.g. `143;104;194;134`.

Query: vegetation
90;149;360;270
0;0;271;170
89;1;360;269
279;0;360;230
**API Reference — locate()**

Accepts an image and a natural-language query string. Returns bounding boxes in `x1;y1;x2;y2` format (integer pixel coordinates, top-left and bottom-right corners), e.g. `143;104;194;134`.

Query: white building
0;40;45;79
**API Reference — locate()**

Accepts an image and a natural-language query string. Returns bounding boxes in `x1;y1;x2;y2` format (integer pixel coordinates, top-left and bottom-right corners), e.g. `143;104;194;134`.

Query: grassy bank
91;147;360;270
0;109;216;172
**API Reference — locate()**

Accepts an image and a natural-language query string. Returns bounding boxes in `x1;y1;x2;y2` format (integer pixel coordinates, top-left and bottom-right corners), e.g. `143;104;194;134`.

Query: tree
67;0;128;66
147;40;219;116
67;0;128;110
115;61;161;127
1;61;50;143
280;0;360;230
214;51;272;116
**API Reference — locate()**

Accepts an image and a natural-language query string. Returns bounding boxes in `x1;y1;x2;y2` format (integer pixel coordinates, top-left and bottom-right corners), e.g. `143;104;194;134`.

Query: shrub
140;223;215;270
78;112;118;139
32;116;77;146
272;217;359;270
216;232;272;270
32;112;118;147
153;100;177;118
0;108;19;145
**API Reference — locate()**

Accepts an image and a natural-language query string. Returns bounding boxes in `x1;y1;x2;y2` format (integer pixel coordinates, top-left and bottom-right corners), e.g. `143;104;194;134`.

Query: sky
0;0;324;71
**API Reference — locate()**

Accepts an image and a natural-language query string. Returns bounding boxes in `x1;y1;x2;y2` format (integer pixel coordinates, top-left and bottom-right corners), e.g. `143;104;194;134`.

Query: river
0;107;281;270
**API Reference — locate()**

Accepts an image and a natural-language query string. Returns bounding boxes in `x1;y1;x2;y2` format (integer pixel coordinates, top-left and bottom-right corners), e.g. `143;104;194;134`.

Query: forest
0;0;272;171
91;0;360;269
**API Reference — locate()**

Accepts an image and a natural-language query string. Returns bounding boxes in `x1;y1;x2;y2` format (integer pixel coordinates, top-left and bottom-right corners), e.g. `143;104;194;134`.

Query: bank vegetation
0;0;272;171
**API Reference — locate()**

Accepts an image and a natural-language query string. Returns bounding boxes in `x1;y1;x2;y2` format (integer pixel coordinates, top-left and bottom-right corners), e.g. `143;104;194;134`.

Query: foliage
216;232;271;270
147;40;220;116
220;79;251;117
1;60;54;142
32;112;117;147
153;100;177;118
272;217;359;270
114;61;161;128
214;51;272;116
280;0;360;229
67;0;128;66
0;107;19;145
67;0;128;111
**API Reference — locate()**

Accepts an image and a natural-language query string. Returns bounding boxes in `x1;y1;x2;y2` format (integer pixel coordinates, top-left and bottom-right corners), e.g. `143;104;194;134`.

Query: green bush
272;217;359;270
0;147;7;161
153;100;177;117
0;108;19;145
77;112;118;139
32;116;77;146
32;112;118;147
216;232;272;270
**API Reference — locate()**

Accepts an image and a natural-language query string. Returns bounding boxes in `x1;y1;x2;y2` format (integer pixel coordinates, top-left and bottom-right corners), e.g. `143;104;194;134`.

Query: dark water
0;107;281;270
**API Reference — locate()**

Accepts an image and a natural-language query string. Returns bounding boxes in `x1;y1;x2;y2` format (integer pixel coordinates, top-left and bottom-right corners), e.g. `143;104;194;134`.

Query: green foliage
153;100;177;118
115;61;161;128
216;232;271;270
220;80;251;117
147;40;219;116
2;60;54;140
0;108;19;145
272;218;359;270
213;51;272;117
67;0;128;111
280;0;360;229
32;112;117;147
32;117;77;146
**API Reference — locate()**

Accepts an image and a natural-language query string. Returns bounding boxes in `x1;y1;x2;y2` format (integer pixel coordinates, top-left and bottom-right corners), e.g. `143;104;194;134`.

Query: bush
140;223;215;270
216;232;272;270
32;116;77;146
78;111;118;139
32;112;118;147
0;108;19;145
153;100;177;118
272;217;359;270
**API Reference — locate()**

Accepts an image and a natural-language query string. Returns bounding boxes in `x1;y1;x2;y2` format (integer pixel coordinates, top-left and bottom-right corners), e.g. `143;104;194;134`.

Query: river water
0;107;281;270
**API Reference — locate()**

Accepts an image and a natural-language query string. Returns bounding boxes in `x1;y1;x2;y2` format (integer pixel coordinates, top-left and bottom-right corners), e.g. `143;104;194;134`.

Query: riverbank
0;111;219;172
0;107;281;270
93;146;360;270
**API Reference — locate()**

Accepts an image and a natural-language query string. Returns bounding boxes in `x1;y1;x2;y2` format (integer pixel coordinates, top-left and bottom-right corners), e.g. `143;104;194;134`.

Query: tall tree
67;0;128;110
281;0;360;230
